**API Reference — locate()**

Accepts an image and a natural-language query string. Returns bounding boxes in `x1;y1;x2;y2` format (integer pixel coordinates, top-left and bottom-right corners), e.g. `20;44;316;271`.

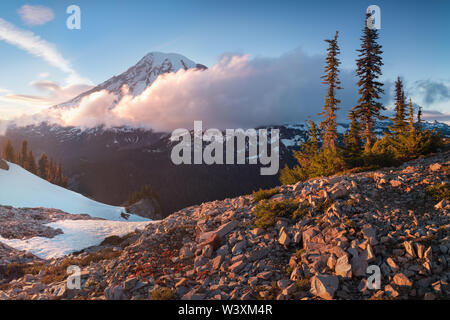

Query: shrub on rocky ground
149;287;176;300
0;262;44;282
316;199;334;214
252;187;280;202
0;248;123;285
100;233;137;246
252;199;300;229
426;183;449;203
296;278;311;291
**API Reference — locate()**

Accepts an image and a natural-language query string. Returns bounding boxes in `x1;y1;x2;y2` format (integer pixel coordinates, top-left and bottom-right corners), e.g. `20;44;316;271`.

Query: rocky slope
0;206;97;240
0;151;448;300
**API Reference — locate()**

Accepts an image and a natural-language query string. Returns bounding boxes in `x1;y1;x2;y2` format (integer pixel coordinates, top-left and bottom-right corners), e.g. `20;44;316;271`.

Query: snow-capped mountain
0;160;147;222
55;52;207;109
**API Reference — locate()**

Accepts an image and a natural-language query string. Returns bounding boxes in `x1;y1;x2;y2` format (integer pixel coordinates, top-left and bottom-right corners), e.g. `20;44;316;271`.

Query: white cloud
4;50;448;131
0;80;93;107
18;5;54;26
59;90;121;128
0;18;91;85
52;50;361;131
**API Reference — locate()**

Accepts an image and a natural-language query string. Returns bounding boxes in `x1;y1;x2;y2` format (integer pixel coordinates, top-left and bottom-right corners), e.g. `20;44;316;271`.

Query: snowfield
0;161;153;259
0;162;147;222
0;219;152;259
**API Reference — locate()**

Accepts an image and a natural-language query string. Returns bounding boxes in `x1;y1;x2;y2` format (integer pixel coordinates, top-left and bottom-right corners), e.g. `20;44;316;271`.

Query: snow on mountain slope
0;161;147;222
55;52;207;109
0;220;152;259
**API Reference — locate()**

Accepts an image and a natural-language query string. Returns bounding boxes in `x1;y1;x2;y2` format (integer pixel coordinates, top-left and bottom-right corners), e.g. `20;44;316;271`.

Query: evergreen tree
54;160;68;187
389;77;407;135
353;12;385;146
279;164;306;185
417;106;423;132
343;110;362;165
128;184;160;206
18;140;29;168
389;126;440;161
47;157;55;183
61;175;69;188
319;31;341;149
408;98;415;133
26;151;37;175
279;120;319;184
305;119;319;155
388;98;441;161
2;140;16;163
38;153;49;179
54;161;61;185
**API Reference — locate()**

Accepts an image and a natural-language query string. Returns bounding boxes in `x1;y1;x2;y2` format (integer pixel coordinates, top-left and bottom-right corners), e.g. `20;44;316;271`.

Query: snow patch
0;219;152;259
0;162;147;222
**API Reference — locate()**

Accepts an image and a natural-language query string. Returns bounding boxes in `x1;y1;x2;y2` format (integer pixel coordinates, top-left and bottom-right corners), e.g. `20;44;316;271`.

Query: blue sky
0;0;449;123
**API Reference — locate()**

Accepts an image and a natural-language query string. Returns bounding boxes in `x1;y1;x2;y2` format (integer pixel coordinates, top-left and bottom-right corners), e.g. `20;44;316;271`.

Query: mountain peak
137;52;196;70
55;52;206;109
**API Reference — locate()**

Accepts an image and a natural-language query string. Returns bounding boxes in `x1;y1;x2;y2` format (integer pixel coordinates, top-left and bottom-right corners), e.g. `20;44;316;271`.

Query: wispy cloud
0;80;93;106
18;5;55;26
0;18;91;85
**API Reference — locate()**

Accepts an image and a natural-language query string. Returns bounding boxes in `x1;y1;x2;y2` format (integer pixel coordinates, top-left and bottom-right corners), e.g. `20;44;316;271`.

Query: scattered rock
335;255;352;278
393;273;413;288
310;274;339;300
278;230;291;246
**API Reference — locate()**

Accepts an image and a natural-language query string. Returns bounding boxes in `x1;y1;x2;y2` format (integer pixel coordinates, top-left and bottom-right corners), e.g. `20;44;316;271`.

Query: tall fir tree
353;12;385;146
38;153;49;179
2;140;16;163
390;77;407;135
408;98;415;133
343;110;362;164
417;106;423;132
54;160;63;186
47;157;55;183
26;150;37;175
319;31;342;149
18;140;29;168
305;119;319;155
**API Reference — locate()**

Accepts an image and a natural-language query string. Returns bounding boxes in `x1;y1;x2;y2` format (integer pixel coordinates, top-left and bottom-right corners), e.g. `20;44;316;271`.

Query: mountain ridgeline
1;49;449;217
1;121;448;217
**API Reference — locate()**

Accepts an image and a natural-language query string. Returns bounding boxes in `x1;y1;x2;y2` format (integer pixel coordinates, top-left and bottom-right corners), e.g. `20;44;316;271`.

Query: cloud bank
4;49;447;132
18;5;55;26
49;50;364;131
